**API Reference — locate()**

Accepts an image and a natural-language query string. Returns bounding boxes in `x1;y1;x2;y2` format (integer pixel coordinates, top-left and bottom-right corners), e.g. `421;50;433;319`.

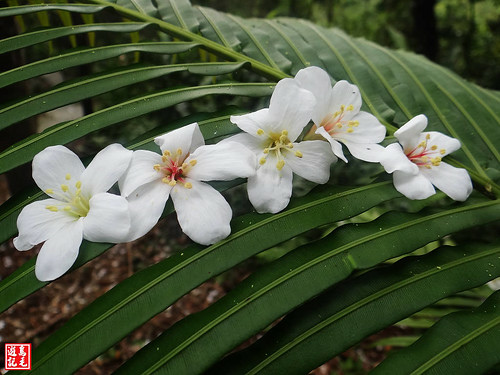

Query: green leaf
0;22;152;54
209;242;500;375
117;200;500;375
0;82;273;174
0;42;198;89
25;183;399;375
0;4;106;17
372;290;500;375
0;62;247;131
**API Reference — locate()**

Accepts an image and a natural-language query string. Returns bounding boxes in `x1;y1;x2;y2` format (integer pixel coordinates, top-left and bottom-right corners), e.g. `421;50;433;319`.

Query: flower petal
424;131;461;156
343;141;385;163
247;154;293;213
294;66;333;126
394;114;428;150
80;143;133;196
154;122;204;159
340;111;386;144
268;78;316;141
379;143;419;175
119;150;163;197
35;219;83;281
329;80;362;118
421;162;472;201
230;109;275;140
187;142;256;181
13;198;77;251
171;179;232;245
124;180;172;241
83;192;131;243
32;145;85;197
285;140;335;184
393;170;436;200
316;126;348;162
220;133;265;155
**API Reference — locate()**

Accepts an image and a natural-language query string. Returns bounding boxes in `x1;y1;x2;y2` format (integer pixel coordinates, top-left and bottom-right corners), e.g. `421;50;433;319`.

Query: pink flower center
153;148;196;189
406;134;446;169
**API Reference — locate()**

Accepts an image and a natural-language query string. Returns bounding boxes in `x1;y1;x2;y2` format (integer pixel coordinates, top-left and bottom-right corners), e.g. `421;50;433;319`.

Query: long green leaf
0;82;273;174
0;4;106;17
0;62;246;130
0;42;198;89
23;183;399;375
116;199;500;375
209;242;500;375
0;22;152;54
372;290;500;375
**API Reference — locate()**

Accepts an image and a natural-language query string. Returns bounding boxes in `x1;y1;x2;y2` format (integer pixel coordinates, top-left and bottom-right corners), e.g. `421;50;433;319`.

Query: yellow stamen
181;163;188;170
347;128;354;133
337;124;343;129
259;157;266;165
440;149;446;155
162;177;169;184
153;164;161;171
190;159;197;166
295;151;303;158
257;129;264;135
75;181;82;189
176;148;183;155
346;104;354;111
276;160;285;170
61;184;69;192
431;145;438;150
45;189;54;194
162;156;168;162
169;180;177;186
281;130;288;136
184;182;192;189
64;206;71;211
46;205;59;212
426;134;431;140
425;165;432;169
163;150;171;157
65;173;71;180
263;148;270;154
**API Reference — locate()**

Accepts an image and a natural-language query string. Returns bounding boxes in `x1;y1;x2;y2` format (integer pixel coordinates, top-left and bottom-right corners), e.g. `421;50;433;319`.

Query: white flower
14;144;133;281
379;114;473;200
227;78;336;214
119;122;256;245
294;66;386;163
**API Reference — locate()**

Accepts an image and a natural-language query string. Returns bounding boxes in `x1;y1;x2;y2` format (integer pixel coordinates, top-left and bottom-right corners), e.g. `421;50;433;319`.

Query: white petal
340;111;386;144
220;133;265;155
285;140;335;184
247;154;293;213
125;180;172;241
268;78;316;141
154;122;204;159
424;131;461;156
230;109;275;140
379;143;419;175
13;198;77;251
394;114;428;150
329;80;362;118
119;150;163;197
393;170;436;200
316;126;347;162
83;192;131;243
80;144;133;196
421;162;472;201
35;219;83;281
32;145;85;196
171;179;232;245
187;142;256;181
343;142;386;163
294;66;333;126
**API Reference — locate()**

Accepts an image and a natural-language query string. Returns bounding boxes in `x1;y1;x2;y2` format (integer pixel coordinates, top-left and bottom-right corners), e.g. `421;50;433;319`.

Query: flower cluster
14;67;472;281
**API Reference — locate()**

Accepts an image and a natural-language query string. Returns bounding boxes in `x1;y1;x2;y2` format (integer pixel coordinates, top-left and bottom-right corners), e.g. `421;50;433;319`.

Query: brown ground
0;174;400;375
